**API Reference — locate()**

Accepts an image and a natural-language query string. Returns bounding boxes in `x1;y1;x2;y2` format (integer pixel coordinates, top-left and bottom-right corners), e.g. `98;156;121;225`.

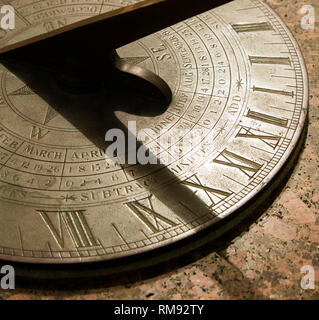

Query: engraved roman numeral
122;56;149;65
246;109;288;128
9;85;34;96
44;106;59;125
38;210;100;249
213;149;262;178
126;196;177;233
232;22;273;33
31;126;50;140
253;86;294;98
249;56;291;65
0;95;6;107
236;126;281;150
182;175;232;207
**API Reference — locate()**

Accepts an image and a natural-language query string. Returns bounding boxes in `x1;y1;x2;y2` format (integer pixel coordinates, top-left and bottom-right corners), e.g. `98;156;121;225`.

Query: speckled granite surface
0;0;318;300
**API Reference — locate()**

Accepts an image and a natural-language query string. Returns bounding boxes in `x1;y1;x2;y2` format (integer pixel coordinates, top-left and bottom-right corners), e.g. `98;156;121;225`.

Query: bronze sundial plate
0;0;308;270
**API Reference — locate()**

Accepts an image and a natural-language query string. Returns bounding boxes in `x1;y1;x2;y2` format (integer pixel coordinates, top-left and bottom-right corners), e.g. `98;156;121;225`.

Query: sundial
0;0;308;278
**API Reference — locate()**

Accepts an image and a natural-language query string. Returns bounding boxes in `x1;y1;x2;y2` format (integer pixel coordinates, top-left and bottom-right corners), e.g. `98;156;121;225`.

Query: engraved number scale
0;0;308;270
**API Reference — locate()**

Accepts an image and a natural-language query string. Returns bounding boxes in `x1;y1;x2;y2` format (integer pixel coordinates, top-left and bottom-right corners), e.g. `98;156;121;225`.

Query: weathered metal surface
0;0;308;265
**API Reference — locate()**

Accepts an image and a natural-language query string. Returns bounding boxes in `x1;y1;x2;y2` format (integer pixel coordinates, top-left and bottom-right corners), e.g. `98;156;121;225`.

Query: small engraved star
217;122;228;135
9;85;59;125
61;194;77;202
236;78;244;91
214;122;228;140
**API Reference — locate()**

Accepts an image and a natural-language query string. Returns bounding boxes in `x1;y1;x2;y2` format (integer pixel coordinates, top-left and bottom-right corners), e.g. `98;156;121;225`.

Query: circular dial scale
0;0;307;264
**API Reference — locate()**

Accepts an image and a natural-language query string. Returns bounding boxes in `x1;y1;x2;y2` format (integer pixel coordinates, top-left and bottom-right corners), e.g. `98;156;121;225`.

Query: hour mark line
112;223;129;245
232;22;273;33
249;56;291;65
253;86;294;98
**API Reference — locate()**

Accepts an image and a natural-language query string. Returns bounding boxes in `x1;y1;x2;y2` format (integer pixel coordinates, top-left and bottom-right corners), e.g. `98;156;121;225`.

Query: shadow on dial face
0;52;306;293
0;55;214;237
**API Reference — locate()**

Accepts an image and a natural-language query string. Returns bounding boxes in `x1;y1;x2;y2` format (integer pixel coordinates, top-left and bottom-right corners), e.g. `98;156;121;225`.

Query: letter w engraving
31;126;50;140
38;210;100;248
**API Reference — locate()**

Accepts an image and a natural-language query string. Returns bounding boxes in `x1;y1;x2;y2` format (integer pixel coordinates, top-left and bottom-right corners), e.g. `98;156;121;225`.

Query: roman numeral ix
126;196;177;234
213;149;262;178
182;175;232;207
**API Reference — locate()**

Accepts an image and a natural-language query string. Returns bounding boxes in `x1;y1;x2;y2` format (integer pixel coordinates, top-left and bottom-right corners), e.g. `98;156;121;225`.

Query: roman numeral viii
38;210;100;249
